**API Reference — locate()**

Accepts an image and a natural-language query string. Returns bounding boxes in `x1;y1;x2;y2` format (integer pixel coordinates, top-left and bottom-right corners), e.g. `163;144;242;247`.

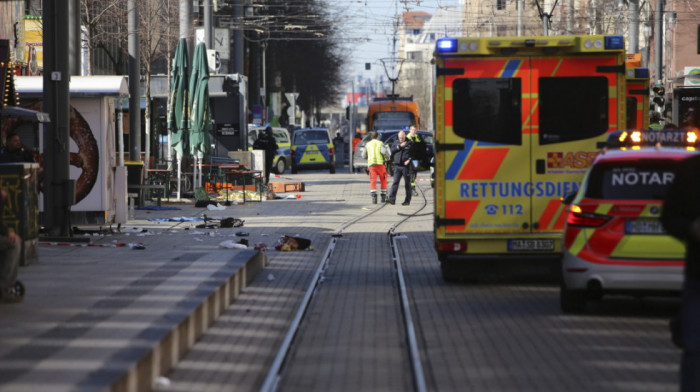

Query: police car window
274;130;289;143
585;162;677;200
300;130;330;144
539;76;608;145
452;78;522;145
626;97;638;129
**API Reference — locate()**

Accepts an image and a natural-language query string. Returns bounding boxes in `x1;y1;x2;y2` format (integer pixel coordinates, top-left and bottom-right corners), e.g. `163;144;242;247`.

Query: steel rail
259;202;385;392
260;183;429;392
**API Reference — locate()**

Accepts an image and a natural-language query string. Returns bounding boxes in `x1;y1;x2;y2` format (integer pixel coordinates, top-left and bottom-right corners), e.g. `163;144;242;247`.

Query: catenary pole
128;0;141;164
629;0;640;53
654;0;664;83
43;0;72;236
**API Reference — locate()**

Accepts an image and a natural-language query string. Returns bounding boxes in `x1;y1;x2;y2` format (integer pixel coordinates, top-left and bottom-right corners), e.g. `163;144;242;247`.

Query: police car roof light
604;36;624;50
437;38;457;53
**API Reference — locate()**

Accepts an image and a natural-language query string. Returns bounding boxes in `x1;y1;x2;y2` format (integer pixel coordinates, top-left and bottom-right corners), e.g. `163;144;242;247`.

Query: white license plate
626;220;666;234
508;239;555;251
306;150;319;155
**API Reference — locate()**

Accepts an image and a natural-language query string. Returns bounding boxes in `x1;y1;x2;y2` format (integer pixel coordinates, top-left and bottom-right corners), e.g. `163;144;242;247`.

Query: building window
497;0;506;10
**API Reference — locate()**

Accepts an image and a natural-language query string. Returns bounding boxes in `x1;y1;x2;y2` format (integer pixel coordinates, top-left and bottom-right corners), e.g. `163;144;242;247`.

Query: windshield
294;130;330;145
584;161;677;200
372;112;415;130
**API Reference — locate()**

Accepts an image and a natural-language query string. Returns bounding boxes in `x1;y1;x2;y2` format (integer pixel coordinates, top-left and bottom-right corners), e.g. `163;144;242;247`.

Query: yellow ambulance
433;35;627;281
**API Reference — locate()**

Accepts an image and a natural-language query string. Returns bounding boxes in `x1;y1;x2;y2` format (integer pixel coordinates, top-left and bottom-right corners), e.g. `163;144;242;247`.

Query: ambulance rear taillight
566;205;611;227
436;240;467;252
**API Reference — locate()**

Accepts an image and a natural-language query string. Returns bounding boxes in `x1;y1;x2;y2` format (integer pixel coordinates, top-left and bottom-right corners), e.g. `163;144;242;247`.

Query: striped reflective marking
569;228;595;256
458;148;509;180
446;140;475;180
445;200;480;231
298;145;329;164
500;60;522;78
538;199;562;230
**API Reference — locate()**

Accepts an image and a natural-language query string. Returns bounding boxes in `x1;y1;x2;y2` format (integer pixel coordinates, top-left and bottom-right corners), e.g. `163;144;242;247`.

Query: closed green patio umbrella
167;38;189;199
188;42;212;189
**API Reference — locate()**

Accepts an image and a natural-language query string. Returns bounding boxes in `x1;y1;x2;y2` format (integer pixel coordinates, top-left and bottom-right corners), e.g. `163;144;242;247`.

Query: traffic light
652;84;665;111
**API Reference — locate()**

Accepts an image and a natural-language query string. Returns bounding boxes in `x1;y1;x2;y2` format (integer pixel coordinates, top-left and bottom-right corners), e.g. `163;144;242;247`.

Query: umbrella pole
177;156;182;200
198;153;203;188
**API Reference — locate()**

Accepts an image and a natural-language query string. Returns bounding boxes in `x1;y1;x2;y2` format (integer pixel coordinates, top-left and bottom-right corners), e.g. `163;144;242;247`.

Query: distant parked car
353;130;434;173
291;128;335;174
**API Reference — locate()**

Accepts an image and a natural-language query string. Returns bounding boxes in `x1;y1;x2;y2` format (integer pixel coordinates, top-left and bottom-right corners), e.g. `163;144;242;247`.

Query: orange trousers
368;164;388;191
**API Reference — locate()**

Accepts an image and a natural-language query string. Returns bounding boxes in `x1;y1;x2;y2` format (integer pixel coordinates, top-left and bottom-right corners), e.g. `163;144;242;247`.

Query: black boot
381;193;387;203
371;193;378;204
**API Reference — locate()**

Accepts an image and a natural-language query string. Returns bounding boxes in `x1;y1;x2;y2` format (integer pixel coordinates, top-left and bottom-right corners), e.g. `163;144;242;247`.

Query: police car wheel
560;283;587;314
275;158;286;174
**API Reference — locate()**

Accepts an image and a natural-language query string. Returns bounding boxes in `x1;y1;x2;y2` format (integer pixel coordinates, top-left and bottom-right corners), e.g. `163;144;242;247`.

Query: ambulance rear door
529;54;623;236
437;56;533;239
436;52;624;245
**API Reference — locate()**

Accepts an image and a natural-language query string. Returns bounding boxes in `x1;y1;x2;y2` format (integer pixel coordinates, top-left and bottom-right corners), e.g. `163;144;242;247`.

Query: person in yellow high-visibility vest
406;126;423;196
362;131;389;204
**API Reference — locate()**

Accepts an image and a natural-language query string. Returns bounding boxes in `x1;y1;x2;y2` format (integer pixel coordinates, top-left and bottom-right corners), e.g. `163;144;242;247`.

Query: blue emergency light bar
604;35;624;50
634;68;650;78
603;129;699;149
436;38;457;53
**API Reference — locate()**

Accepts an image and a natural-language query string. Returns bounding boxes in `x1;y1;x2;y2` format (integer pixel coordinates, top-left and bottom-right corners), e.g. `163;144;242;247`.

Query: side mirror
562;192;577;205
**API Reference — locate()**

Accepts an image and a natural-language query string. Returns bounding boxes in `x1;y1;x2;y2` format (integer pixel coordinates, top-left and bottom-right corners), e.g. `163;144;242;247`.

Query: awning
0;106;50;122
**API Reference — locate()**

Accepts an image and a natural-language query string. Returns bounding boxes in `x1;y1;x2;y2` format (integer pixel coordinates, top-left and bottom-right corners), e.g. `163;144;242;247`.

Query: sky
332;0;461;81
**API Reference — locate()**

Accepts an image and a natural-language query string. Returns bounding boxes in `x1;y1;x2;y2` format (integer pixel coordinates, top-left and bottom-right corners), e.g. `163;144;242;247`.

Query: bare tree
81;0;127;75
140;0;180;168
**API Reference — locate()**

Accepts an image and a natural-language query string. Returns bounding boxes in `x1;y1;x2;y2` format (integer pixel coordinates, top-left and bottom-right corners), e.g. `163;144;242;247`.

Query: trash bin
0;163;40;266
125;161;144;185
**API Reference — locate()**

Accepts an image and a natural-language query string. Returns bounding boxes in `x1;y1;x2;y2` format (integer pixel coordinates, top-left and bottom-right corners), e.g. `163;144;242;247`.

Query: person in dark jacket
660;154;700;391
0;188;23;303
253;126;279;186
386;130;413;206
0;132;35;163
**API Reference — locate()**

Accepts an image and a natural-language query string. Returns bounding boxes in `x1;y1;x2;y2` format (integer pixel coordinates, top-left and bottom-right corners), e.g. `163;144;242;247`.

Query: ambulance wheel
275;158;286;174
291;166;298;174
330;165;335;174
560;283;586;314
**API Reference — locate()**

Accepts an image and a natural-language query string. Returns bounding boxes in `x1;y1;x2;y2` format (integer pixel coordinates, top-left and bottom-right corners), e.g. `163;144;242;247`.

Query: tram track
259;183;431;392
